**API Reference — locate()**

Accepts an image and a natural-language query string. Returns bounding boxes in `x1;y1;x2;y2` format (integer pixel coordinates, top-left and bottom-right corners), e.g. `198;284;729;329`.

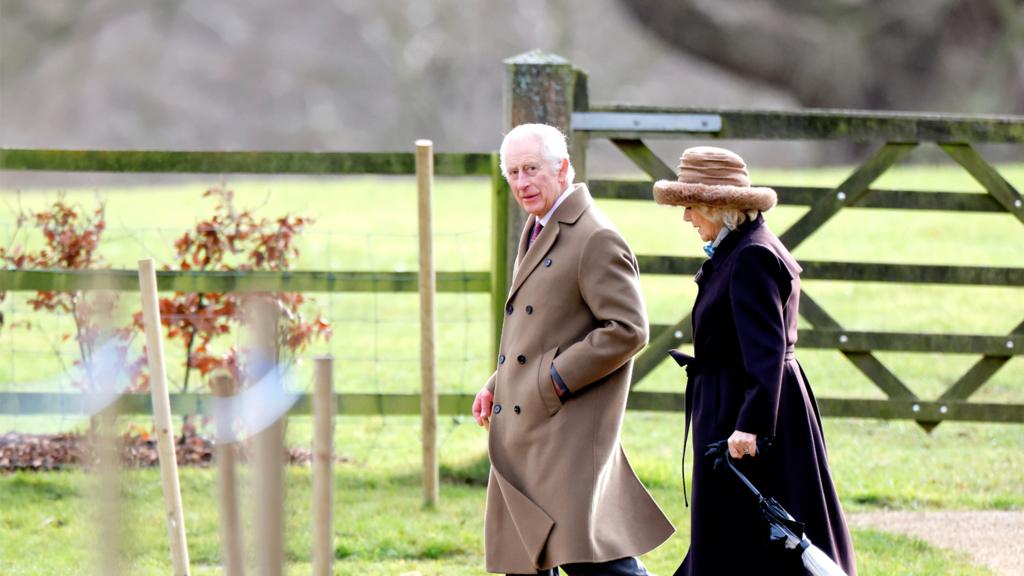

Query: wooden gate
502;50;1023;425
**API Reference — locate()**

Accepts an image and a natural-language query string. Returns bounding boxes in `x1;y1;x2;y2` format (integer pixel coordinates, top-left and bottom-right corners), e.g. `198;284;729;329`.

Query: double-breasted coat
673;215;857;575
484;184;674;574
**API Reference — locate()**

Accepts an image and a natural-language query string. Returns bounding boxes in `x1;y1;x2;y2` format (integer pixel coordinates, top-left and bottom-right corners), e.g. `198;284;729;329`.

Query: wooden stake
137;258;191;576
312;356;335;576
416;139;439;507
211;372;244;576
94;404;122;576
249;296;284;576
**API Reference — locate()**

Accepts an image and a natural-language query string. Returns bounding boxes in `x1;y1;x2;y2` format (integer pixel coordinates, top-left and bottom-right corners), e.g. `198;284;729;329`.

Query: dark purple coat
674;215;857;575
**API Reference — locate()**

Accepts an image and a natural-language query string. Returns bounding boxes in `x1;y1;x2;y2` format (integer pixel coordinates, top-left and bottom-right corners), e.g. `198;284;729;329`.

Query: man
472;123;674;575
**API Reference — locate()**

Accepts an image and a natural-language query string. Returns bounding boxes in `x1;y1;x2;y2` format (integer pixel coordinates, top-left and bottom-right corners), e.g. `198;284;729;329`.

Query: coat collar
508;183;592;299
695;213;764;284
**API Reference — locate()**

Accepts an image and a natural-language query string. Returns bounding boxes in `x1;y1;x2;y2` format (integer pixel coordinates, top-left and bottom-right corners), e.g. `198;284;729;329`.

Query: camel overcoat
484;184;674;574
673;215;857;575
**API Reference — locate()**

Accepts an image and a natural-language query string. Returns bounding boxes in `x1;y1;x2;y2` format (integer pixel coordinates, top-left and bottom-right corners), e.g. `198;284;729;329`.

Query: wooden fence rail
0;269;491;293
2;392;1020;424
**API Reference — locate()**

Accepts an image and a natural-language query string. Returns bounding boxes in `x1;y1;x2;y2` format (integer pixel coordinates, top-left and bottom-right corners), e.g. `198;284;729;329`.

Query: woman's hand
727;430;757;459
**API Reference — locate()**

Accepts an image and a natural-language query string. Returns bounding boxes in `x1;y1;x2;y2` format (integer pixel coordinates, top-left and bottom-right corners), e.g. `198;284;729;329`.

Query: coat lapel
507;184;592;301
511;215;534;283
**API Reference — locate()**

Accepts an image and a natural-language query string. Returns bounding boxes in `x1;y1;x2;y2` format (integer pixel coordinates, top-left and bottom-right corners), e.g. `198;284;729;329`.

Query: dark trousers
508;556;648;576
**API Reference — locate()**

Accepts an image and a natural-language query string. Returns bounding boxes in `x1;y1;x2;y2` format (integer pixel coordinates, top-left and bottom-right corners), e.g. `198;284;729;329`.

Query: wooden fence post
312;356;335;575
490;152;510;360
211;373;244;576
249;297;285;576
94;403;122;576
502;50;577;289
416;139;439;507
137;258;191;576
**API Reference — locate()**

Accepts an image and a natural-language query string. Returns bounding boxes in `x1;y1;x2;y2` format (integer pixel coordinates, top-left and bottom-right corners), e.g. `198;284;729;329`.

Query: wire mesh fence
0;176;495;477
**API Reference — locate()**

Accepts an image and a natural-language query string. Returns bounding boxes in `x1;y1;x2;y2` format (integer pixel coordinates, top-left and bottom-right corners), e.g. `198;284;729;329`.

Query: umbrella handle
707;436;771;500
724;454;765;502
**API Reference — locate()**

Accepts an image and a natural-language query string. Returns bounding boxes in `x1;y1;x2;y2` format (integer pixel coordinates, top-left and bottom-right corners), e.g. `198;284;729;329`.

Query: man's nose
513;172;530;189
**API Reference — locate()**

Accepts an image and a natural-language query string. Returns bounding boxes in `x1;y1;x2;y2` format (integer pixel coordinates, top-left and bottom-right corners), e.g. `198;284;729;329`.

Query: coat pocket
536;346;562;417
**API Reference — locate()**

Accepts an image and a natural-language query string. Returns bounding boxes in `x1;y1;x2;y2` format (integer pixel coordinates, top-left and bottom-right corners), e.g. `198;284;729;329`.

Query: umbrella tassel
799;539;849;576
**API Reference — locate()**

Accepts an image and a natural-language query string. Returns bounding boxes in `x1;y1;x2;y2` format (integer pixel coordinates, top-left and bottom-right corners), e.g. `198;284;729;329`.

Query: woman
653;146;857;575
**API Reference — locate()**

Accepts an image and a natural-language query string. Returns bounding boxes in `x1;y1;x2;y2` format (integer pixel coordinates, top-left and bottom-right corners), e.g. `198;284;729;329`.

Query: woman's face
683;206;722;242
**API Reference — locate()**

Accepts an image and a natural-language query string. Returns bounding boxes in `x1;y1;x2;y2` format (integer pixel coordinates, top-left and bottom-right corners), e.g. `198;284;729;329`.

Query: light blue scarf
703;227;731;258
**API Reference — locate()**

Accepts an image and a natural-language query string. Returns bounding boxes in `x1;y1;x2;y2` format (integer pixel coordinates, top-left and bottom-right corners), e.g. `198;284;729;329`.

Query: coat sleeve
730;243;791;438
550;228;648;394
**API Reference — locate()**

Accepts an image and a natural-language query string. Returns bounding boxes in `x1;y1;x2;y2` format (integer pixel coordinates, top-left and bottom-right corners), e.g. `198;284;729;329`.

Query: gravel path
848;510;1024;576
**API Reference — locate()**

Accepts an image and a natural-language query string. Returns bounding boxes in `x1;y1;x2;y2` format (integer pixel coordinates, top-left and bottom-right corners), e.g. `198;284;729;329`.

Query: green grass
851;529;995;576
1;162;1022;574
1;414;1016;575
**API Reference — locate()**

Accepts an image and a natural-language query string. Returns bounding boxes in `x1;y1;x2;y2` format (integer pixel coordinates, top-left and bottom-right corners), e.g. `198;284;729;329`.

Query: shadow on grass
440;452;490;487
300;540;467;564
335;538;468;562
852;493;943;509
388;452;491;488
3;471;81;501
402;450;677;491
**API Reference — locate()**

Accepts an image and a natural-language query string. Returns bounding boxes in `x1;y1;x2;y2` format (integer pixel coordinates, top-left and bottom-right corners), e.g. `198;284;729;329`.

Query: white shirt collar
537;183;575;227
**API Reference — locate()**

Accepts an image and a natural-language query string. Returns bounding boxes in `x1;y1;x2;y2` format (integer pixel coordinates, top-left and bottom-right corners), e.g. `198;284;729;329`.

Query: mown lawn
2;414;1020;575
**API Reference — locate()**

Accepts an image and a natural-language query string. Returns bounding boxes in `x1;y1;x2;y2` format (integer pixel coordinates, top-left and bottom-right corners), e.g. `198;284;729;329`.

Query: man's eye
525;166;538;175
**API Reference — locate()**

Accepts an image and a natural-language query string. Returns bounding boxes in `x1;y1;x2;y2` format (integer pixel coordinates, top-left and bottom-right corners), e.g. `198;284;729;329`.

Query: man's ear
559;158;570;184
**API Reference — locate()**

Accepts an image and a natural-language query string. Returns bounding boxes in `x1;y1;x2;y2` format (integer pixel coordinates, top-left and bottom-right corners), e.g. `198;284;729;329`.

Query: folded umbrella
705;439;849;576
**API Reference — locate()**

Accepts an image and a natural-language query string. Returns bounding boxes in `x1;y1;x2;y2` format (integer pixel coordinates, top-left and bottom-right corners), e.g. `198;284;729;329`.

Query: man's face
504;135;568;217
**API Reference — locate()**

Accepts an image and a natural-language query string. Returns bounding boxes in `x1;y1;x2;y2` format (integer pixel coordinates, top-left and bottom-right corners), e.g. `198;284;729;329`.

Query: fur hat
653;146;777;212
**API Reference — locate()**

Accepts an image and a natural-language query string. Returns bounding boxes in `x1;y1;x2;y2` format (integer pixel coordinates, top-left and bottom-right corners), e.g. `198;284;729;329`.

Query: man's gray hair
499;123;576;184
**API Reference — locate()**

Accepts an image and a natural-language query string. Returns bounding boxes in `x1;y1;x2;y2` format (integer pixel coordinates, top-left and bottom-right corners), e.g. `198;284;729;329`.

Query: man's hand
472;387;494;428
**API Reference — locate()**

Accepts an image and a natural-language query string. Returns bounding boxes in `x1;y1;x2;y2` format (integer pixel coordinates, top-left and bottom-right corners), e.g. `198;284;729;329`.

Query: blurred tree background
619;0;1024;113
1;0;1021;167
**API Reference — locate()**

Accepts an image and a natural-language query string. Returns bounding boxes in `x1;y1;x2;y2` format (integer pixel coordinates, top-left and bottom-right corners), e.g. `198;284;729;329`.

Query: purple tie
529;221;543;248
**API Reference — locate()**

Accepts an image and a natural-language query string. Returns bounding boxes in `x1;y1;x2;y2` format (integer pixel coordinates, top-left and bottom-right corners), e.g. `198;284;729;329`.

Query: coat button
517;354;526;365
544;258;553;267
493;404;502;414
498;354;505;365
526;305;534;315
505;303;513;315
514;405;521;414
